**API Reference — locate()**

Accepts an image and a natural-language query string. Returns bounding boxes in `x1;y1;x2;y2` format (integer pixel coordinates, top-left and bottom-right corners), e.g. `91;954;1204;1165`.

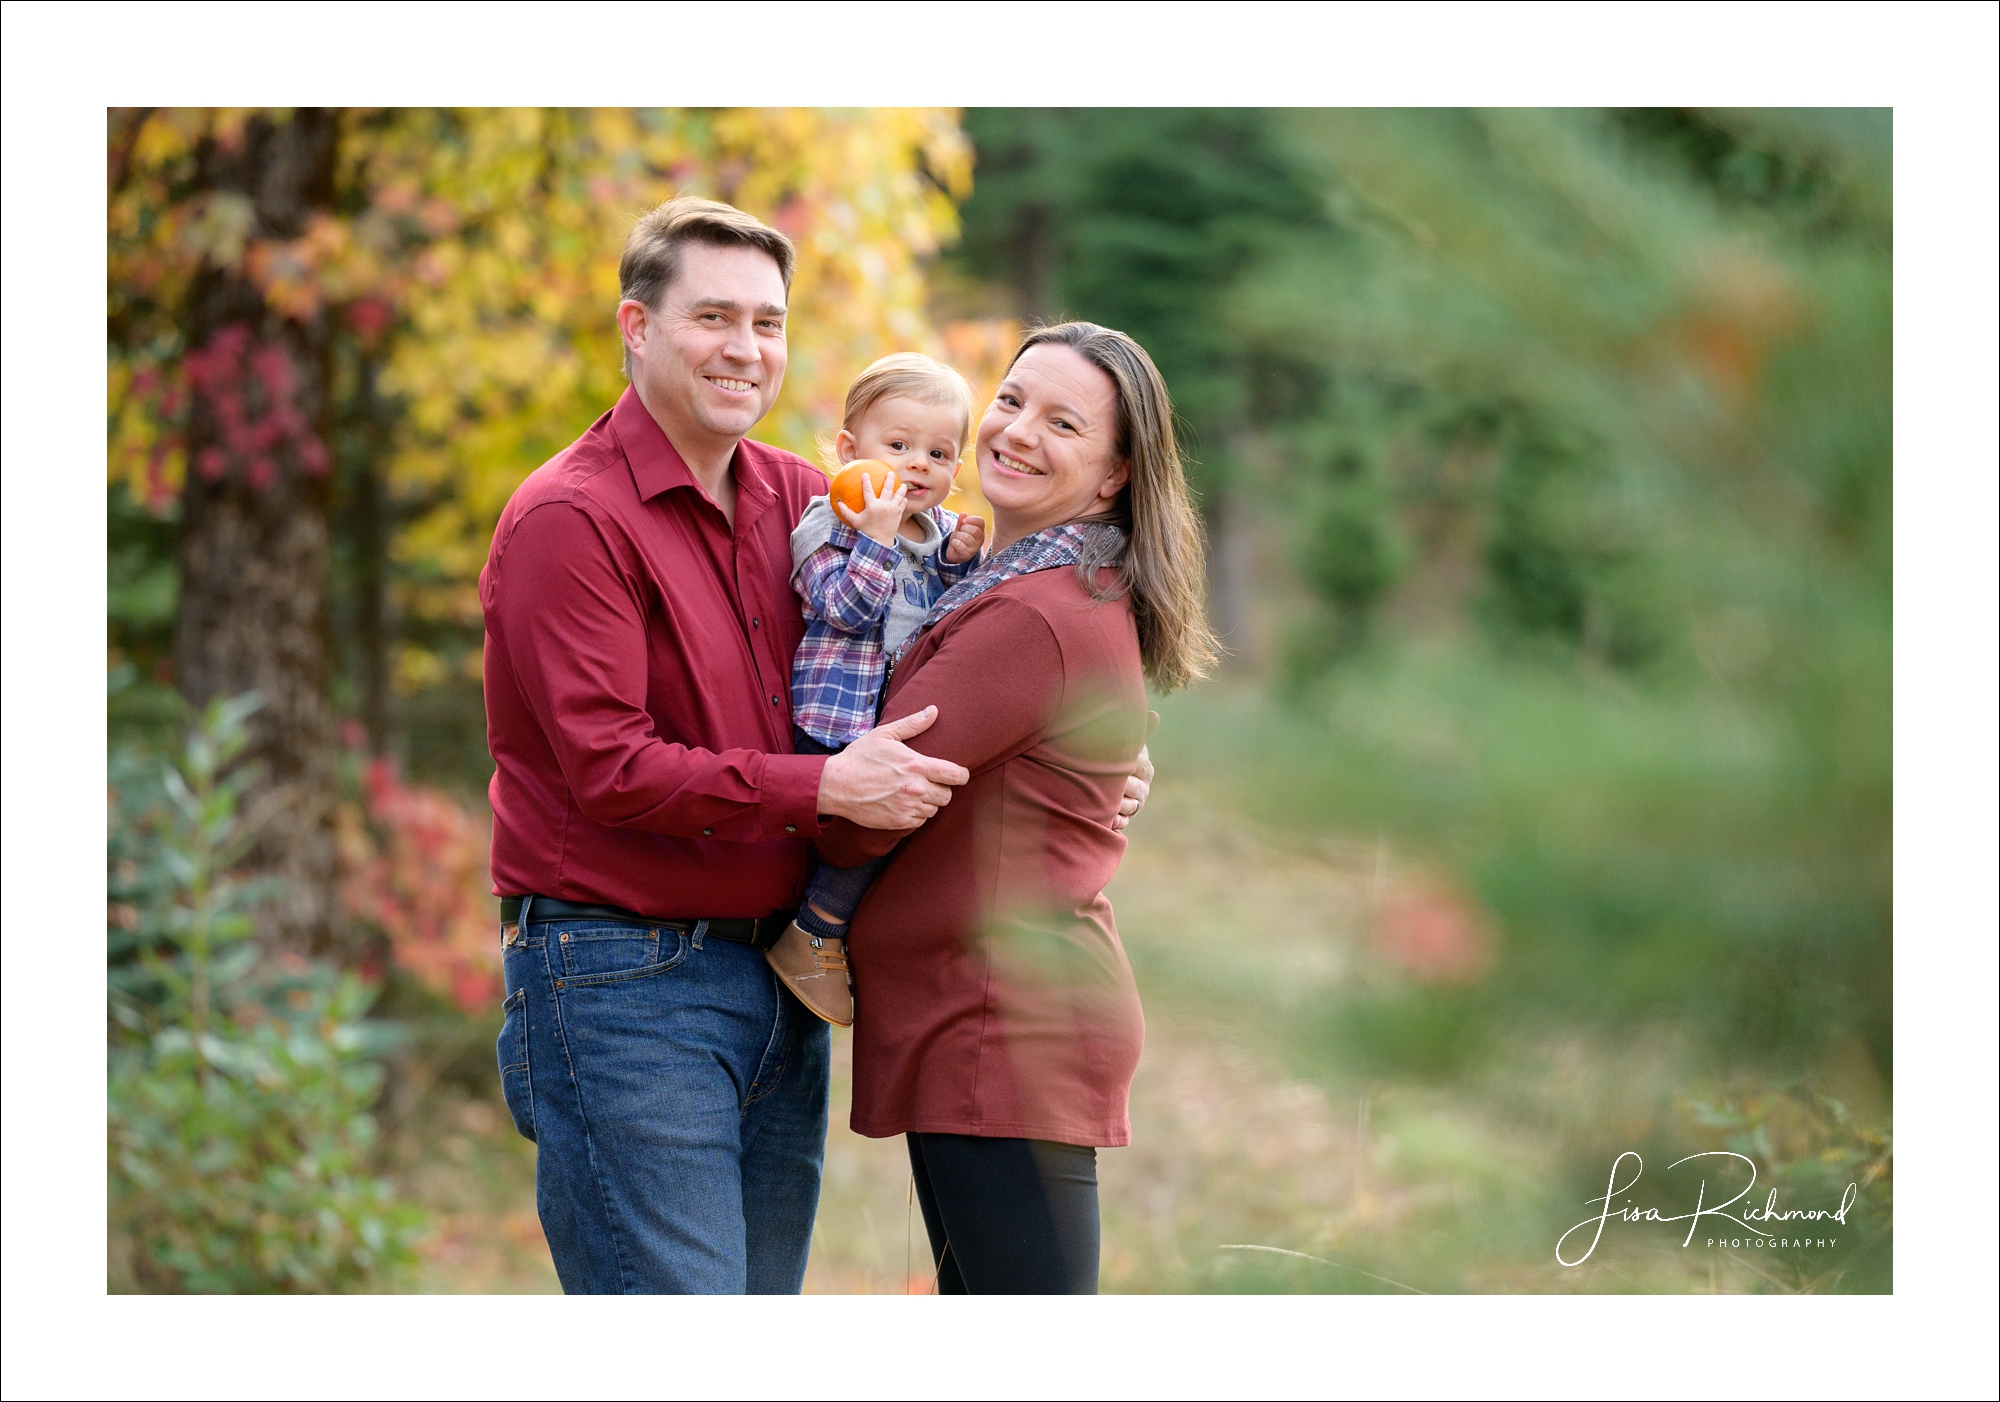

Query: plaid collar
885;519;1128;671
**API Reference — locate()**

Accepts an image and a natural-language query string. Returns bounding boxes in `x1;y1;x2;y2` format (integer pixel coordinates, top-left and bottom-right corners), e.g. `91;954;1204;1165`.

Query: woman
818;322;1216;1293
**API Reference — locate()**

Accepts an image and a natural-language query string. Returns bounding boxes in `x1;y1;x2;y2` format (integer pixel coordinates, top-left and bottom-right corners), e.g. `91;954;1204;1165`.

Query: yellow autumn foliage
110;107;1015;695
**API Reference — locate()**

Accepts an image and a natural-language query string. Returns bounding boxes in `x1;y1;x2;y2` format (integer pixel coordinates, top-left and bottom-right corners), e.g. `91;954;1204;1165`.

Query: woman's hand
833;470;909;546
944;511;987;565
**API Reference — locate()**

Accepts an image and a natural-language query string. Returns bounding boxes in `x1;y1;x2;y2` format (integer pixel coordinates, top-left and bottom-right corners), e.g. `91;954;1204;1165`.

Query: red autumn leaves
177;323;331;490
336;738;501;1014
1372;875;1498;986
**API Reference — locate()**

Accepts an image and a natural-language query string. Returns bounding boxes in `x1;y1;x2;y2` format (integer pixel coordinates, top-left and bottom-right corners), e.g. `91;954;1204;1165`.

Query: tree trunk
1207;484;1255;672
1206;429;1259;673
174;109;343;957
1018;203;1059;322
351;349;393;755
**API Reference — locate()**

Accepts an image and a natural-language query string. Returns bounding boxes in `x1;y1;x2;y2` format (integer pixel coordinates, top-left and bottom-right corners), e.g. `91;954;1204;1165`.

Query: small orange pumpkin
828;459;899;517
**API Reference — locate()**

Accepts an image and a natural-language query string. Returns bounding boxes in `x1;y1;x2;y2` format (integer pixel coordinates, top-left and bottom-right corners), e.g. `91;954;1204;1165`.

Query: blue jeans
497;916;830;1293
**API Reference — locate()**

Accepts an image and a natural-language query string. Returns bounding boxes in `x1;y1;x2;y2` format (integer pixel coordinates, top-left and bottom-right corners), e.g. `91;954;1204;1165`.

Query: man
482;197;1150;1294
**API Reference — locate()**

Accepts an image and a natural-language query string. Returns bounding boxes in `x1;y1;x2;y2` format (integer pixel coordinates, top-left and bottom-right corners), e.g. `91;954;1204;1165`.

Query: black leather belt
499;895;794;950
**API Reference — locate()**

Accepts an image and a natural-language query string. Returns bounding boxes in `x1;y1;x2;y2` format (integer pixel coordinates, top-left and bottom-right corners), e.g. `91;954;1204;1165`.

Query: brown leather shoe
765;921;854;1027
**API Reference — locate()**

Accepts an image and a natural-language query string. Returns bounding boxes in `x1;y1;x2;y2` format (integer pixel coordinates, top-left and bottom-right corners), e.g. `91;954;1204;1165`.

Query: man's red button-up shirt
480;386;830;917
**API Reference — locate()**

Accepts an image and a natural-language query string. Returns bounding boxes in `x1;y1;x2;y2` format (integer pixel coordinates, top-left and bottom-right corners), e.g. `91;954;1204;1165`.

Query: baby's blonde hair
824;353;976;469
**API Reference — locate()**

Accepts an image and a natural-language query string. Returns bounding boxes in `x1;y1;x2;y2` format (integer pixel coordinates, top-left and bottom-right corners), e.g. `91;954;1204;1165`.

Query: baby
766;352;986;1026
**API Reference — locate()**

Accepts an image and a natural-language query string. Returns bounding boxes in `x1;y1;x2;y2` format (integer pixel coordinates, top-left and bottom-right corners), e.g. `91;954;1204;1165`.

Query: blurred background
107;107;1891;1294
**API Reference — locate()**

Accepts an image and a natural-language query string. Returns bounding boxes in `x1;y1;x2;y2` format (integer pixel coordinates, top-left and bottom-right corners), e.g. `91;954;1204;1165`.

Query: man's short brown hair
619;196;797;314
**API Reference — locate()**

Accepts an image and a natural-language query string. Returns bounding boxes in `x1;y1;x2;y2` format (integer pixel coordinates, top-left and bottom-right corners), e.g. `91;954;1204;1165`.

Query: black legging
906;1133;1099;1294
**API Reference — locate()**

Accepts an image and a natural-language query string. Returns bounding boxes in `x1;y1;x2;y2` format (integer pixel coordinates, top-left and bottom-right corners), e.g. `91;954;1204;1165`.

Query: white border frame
5;3;1994;1398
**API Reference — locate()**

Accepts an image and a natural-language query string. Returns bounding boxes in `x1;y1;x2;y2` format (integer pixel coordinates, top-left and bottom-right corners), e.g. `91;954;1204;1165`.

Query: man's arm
1113;746;1154;831
816;706;968;829
1112;711;1161;831
491;502;963;839
490;503;821;840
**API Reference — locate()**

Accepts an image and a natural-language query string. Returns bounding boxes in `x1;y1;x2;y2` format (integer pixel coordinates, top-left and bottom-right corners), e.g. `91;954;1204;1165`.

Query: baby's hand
945;511;987;565
833;469;910;546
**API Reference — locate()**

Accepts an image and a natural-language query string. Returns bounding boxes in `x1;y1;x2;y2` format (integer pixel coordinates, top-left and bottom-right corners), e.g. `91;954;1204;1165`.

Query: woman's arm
816;593;1065;864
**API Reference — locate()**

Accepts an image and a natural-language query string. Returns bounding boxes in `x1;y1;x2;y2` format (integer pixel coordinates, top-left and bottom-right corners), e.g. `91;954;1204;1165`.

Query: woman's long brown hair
1007;322;1219;693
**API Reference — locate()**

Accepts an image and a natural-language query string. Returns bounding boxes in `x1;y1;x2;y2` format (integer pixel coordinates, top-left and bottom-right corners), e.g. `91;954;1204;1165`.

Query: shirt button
752;618;761;628
702;827;714;836
784;824;797;834
770;694;780;705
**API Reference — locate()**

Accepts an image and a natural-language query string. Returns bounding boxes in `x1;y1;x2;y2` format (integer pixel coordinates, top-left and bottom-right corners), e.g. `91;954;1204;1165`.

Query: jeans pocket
497;986;535;1142
555;922;690;988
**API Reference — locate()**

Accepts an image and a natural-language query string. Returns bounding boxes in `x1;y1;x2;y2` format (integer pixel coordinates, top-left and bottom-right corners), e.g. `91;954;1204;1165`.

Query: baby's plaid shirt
789;504;975;747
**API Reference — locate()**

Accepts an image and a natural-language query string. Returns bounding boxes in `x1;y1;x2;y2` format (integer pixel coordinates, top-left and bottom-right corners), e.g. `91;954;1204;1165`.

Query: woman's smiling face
976;344;1130;546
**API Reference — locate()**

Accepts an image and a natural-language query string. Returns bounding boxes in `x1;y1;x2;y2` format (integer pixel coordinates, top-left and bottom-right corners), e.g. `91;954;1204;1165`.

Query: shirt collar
612;385;778;522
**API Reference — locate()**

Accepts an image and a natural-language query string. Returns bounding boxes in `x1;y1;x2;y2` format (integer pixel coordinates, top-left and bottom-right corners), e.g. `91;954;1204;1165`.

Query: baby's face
843;396;964;516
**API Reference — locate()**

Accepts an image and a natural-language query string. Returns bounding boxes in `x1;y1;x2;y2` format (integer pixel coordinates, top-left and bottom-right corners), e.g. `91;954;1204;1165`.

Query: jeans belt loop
500;893;531;948
691;918;707;951
518;894;535;931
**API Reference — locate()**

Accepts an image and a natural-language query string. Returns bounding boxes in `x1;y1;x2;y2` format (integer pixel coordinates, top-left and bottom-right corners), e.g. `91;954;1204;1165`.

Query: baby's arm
940;511;986;576
796;532;902;635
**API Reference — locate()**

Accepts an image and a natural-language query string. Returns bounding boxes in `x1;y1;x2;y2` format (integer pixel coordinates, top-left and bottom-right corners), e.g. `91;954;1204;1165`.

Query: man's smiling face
624;240;789;447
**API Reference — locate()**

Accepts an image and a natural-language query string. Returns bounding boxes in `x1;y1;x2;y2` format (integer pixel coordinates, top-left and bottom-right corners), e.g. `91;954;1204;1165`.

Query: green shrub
108;689;424;1292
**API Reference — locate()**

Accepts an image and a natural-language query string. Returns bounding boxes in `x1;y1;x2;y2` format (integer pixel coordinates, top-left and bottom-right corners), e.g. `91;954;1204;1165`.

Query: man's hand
832;469;910;547
944;511;987;565
1112;711;1161;832
817;705;970;829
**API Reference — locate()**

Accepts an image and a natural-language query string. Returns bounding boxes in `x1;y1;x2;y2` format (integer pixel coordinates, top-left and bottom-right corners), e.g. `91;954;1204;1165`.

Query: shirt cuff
847;533;901;573
759;752;832;839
